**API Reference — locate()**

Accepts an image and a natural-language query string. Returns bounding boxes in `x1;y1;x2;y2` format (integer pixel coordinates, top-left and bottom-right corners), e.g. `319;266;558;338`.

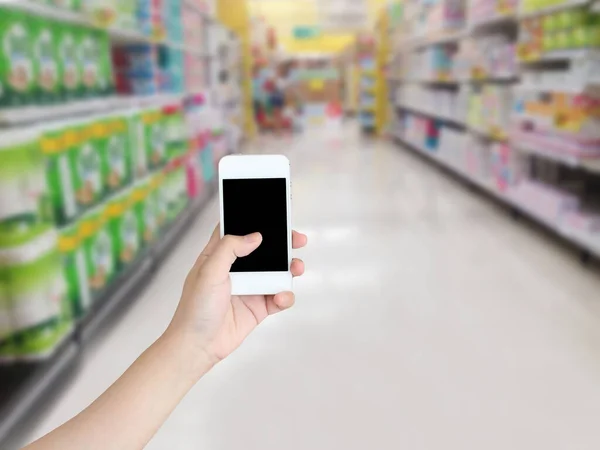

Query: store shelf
519;0;593;19
469;125;509;142
513;140;600;173
393;133;600;259
0;180;218;447
396;103;467;127
399;28;467;51
520;48;600;63
0;341;79;448
469;12;518;31
0;93;196;126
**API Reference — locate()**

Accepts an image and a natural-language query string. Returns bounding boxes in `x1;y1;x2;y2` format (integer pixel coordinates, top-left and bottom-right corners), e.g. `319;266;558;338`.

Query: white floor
27;125;600;449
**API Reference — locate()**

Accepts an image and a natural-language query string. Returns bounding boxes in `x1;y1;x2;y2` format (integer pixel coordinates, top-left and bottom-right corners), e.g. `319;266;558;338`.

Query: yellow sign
310;79;325;91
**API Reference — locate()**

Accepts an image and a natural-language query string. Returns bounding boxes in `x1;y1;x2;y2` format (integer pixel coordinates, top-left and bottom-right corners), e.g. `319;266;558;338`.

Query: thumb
200;233;263;282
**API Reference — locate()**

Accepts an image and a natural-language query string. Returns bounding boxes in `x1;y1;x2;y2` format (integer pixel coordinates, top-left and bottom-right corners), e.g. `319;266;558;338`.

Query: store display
390;0;600;268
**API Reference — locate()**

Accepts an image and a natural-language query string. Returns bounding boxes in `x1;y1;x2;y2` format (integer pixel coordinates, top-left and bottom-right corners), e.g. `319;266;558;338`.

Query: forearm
25;330;213;450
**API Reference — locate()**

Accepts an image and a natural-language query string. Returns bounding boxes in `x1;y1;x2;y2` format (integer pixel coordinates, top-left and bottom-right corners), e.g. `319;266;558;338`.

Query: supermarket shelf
469;12;517;31
520;48;600;63
396;103;467;127
0;182;217;447
0;341;79;448
80;185;216;344
400;28;467;51
0;93;195;126
513;140;600;173
469;125;509;142
393;134;600;259
0;0;210;50
519;0;592;19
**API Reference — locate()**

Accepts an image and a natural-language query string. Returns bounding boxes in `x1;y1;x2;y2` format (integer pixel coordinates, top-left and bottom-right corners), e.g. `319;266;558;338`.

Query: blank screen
223;178;288;272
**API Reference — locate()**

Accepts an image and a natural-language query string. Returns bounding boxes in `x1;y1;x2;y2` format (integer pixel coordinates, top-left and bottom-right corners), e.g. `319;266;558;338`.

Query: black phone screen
223;178;289;272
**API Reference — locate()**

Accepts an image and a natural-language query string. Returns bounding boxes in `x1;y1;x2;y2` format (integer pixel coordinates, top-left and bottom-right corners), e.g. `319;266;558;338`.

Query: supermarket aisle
28;125;600;449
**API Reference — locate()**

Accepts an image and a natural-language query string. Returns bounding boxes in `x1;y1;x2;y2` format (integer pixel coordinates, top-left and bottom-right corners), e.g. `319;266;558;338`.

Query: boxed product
126;109;149;178
59;223;92;318
73;118;104;209
80;29;114;97
99;115;133;193
57;23;82;100
162;104;188;162
107;190;141;271
0;8;36;108
32;15;60;104
150;172;168;230
0;223;73;361
0;128;51;225
79;205;116;296
142;108;167;169
164;167;188;223
41;121;79;225
132;179;158;246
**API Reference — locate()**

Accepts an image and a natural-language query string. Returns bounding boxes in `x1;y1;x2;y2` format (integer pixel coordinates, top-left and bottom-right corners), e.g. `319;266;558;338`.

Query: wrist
158;328;217;382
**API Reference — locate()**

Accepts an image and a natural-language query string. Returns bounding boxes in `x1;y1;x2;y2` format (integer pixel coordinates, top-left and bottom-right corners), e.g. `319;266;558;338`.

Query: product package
0;224;73;361
0;8;36;108
42;121;79;226
0;128;51;225
73;118;104;209
132;179;158;246
142;108;167;169
107;190;141;272
79;204;116;297
59;223;92;319
99;115;133;193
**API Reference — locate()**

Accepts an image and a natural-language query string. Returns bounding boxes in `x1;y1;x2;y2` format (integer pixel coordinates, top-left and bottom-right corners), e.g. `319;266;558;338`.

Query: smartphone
219;155;292;295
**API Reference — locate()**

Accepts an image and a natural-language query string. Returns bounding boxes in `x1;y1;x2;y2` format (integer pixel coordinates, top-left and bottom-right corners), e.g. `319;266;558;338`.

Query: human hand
167;226;307;371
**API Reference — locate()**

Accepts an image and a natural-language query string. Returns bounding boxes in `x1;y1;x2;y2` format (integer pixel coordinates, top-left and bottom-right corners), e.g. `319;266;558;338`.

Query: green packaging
79;206;115;295
163;106;188;162
150;173;168;230
572;26;600;48
56;23;81;100
42;122;79;225
32;15;60;104
107;191;141;271
59;224;91;318
127;109;149;178
165;168;189;223
99;116;132;193
132;180;157;246
80;28;108;98
73;119;104;208
142;109;167;170
0;8;35;108
0;223;72;361
0;128;52;225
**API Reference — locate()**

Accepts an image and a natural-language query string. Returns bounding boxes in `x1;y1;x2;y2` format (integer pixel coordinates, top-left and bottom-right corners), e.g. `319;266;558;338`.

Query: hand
167;226;307;370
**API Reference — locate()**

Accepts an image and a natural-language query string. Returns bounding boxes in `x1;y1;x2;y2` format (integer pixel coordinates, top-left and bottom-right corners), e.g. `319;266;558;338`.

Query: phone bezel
218;154;293;295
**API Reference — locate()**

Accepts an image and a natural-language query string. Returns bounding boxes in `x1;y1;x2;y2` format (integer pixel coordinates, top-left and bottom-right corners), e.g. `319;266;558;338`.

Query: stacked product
468;0;518;25
518;6;600;61
396;83;468;123
456;35;517;80
0;128;72;363
0;6;114;109
511;82;600;157
467;84;512;138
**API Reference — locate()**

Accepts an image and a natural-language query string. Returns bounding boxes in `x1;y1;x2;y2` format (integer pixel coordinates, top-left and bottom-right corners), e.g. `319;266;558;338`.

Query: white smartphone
218;154;293;295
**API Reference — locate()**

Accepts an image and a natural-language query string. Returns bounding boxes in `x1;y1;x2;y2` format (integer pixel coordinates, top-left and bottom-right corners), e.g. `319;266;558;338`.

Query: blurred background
1;0;600;448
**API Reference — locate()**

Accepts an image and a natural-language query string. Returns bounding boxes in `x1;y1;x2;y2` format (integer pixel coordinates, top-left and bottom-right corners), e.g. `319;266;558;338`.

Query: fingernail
245;232;262;243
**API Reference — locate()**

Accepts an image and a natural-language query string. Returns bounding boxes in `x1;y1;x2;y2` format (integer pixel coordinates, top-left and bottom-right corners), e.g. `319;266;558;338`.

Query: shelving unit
386;0;600;263
0;0;241;446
